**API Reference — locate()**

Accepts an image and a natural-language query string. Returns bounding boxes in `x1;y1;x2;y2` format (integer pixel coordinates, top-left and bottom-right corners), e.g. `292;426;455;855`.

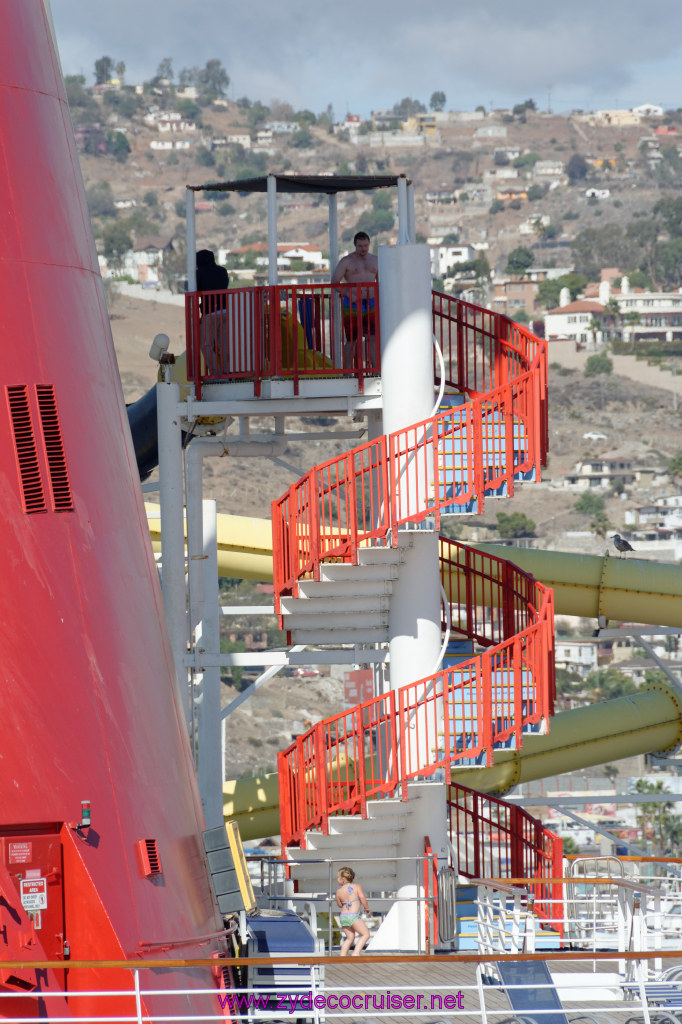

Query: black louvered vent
7;386;46;513
36;385;73;512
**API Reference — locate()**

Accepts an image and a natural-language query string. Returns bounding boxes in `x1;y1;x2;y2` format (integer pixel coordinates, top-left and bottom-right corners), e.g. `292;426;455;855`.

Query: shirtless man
331;231;378;286
331;232;379;368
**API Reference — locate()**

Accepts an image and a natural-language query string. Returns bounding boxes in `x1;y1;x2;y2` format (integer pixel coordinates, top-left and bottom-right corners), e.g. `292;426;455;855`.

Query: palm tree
603;298;622;341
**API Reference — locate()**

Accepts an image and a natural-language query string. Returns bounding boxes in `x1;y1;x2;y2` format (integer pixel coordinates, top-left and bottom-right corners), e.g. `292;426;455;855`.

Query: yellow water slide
145;508;682;836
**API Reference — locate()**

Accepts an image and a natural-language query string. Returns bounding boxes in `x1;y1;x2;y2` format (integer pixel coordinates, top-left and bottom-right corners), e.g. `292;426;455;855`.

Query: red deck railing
447;781;564;934
277;538;554;849
185;282;379;398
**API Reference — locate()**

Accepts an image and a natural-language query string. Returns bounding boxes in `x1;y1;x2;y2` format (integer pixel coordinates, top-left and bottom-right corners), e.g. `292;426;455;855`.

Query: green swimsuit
339;884;360;928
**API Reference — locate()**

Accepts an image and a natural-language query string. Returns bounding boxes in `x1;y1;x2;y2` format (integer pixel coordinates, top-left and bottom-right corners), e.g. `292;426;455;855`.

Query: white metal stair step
297;578;394;599
290;627;389;645
356;547;406;566
280;594;391;615
286;610;389;630
319;563;400;583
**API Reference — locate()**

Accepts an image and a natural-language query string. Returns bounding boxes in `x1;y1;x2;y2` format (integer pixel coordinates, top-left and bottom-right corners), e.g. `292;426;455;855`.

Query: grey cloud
50;0;682;114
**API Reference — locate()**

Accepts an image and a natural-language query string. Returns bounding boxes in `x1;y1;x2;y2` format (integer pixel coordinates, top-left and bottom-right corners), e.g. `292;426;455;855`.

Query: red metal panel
0;1;224;1015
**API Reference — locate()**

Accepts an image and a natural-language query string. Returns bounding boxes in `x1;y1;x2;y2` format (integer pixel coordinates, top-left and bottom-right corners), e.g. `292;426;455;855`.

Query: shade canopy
187;173;410;195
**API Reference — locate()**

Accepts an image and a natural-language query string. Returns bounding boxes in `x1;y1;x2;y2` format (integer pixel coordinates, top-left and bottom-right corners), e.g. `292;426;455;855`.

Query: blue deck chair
495;960;617;1024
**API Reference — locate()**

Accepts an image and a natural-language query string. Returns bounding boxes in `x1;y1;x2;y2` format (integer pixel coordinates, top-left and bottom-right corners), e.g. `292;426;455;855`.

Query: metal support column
267;175;278;286
157;377;189;722
186;189;197;291
379;244;441;699
196;499;223;829
397;177;409;245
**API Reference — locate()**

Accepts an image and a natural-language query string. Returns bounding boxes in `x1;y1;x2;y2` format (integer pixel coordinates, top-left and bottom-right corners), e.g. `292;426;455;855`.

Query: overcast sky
50;0;682;119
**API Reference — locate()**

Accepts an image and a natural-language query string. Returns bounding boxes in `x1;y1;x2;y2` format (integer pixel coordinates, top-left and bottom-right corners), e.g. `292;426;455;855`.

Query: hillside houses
563;454;666;492
545;300;605;345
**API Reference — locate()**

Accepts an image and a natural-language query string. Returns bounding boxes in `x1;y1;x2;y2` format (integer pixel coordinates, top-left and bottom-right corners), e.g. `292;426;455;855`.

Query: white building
430;244;475;276
227;133;251;150
533;160;565;180
544;300;605;345
555;639;599;678
633;103;664;118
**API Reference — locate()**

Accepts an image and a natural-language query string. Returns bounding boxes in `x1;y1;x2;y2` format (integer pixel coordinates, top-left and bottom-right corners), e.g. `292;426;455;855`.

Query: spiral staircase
183;271;560;950
262;289;559;948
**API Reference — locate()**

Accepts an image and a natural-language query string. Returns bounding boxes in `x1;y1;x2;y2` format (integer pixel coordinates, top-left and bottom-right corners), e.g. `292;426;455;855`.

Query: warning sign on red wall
9;842;32;864
20;877;47;911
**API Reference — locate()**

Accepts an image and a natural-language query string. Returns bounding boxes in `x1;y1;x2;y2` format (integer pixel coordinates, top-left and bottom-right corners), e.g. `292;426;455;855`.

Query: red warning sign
9;842;32;864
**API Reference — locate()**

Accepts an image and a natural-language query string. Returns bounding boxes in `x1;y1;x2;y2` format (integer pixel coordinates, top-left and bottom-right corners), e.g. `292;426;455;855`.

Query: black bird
612;534;634;556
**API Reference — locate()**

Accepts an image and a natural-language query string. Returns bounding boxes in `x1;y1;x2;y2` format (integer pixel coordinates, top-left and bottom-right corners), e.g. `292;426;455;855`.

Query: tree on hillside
654;195;682;236
527;183;547;201
246;100;270;129
496;511;536;538
392;97;426;119
178;60;229;104
86;181;116;218
626;219;661;289
102;221;132;270
199;59;230;100
537;272;588;310
94;56;115;85
106;130;130;163
505;246;534;275
667;450;682;484
289;128;313;148
65;75;99;120
585;667;636;701
571;224;634;281
574;493;605;517
566;153;588;182
156;58;174;83
514;151;541;169
584;353;613;377
430;91;446;111
354;192;395;237
115;61;126;84
292;109;316;127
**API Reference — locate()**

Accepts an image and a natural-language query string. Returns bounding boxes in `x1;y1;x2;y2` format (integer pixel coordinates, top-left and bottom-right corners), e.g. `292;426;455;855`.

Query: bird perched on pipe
612;534;634;556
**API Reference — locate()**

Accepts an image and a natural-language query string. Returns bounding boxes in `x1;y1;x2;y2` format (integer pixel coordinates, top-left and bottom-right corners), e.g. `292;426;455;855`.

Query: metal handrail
185;281;381;398
277;543;555;849
275;301;553;853
447;781;564;935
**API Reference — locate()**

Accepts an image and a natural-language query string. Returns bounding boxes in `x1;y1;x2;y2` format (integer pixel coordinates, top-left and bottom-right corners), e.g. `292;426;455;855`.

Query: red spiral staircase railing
277;536;554;848
272;291;548;603
266;292;554;856
448;782;563;934
185;282;558;908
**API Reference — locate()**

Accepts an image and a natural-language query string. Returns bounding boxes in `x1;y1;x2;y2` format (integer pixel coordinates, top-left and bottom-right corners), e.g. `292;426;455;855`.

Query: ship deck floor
325;956;682;1023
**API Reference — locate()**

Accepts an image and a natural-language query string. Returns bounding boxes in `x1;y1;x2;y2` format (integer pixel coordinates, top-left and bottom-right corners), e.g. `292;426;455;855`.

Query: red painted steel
447;782;564;935
272;301;548;605
186;282;380;398
0;1;224;1016
277;539;554;848
274;291;553;867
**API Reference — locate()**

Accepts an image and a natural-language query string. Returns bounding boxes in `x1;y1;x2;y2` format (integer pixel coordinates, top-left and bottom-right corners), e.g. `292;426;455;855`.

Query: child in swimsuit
335;866;370;956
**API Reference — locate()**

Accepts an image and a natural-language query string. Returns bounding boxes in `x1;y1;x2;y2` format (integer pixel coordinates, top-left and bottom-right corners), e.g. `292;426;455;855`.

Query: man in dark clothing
196;250;229;372
196;249;229;313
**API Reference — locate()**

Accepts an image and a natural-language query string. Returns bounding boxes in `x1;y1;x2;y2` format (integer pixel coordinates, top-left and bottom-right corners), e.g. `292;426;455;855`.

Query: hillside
69;80;682;282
